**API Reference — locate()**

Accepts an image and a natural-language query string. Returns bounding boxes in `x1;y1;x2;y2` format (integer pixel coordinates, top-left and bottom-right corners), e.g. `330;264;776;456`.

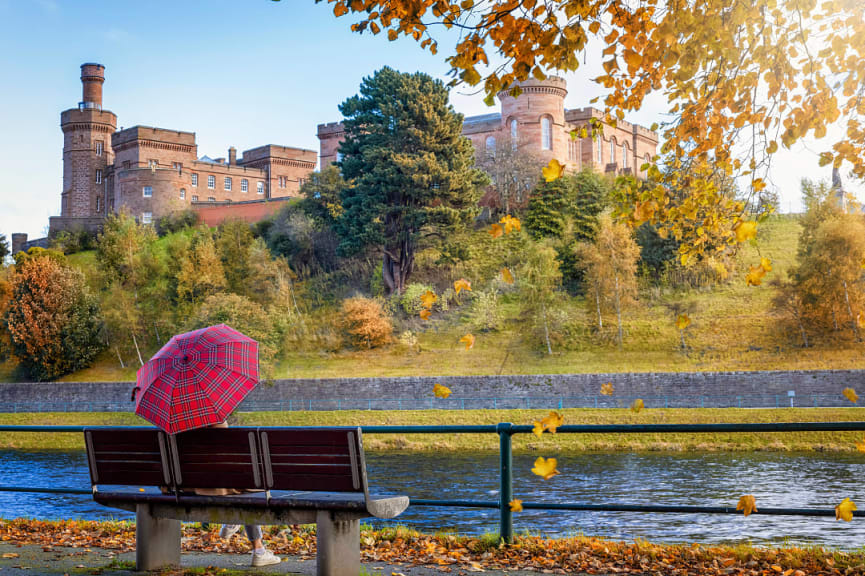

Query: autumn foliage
339;296;393;349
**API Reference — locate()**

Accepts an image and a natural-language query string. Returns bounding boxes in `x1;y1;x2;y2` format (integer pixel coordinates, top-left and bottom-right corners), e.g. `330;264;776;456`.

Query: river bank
2;408;864;452
0;518;862;576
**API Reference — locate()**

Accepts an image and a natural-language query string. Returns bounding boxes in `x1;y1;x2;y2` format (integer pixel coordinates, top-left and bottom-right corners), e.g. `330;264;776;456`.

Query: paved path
0;541;560;576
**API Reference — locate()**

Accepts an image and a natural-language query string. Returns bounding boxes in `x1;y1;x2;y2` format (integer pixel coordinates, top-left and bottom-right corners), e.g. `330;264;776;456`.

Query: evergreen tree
336;67;488;293
525;177;568;239
0;234;8;266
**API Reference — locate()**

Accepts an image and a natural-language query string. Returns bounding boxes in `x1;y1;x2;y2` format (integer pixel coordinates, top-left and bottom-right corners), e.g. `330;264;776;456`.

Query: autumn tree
517;243;562;355
175;226;227;307
4;250;104;380
0;234;9;266
577;215;640;347
336;67;488;293
299;165;346;229
476;137;541;214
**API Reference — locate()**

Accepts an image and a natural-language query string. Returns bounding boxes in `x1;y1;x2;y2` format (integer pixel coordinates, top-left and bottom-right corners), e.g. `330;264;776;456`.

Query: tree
517;243;562;355
336;67;488;293
476;137;541;214
525;178;568;240
322;0;865;259
0;234;9;265
216;220;256;296
175;226;227;307
4;252;104;380
299;165;346;229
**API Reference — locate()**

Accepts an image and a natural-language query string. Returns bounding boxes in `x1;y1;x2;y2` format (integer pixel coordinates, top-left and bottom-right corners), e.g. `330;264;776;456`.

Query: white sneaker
219;524;242;539
251;548;281;567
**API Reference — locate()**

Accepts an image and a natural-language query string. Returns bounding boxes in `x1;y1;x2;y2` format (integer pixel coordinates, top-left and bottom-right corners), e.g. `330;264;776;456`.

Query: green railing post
497;422;514;544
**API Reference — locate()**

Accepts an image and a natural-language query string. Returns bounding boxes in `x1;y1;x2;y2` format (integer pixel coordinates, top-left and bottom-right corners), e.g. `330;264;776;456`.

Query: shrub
467;289;502;332
155;209;198;236
339;297;393;349
400;283;435;315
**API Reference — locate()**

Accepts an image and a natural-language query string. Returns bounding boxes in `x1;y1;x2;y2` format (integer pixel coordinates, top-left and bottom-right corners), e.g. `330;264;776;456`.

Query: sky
0;0;858;239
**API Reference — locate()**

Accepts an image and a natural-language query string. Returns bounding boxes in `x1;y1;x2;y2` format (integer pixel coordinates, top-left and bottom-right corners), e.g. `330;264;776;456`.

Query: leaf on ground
501;267;514;284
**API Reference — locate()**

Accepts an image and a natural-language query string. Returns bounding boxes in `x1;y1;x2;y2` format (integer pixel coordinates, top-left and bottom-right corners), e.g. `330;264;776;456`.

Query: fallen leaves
843;387;858;404
836;497;857;522
531;456;560;480
736;494;757;517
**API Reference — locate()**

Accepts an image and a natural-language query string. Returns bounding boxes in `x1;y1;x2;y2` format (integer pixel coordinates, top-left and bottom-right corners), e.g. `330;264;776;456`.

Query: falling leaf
509;499;523;512
856;437;865;453
499;215;521;234
600;382;614;396
843;388;858;403
746;265;766;286
836;498;857;522
541;158;566;182
532;420;545;438
420;290;438;309
138;488;145;492
760;257;772;272
675;314;691;330
501;267;514;284
454;278;472;295
541;411;564;434
459;333;475;350
630;399;644;413
419;308;431;320
488;223;504;238
736;494;758;517
734;221;758;243
531;456;560;480
433;383;451;399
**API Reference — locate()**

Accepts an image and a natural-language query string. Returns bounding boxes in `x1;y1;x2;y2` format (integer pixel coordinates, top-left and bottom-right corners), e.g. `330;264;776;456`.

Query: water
2;449;864;549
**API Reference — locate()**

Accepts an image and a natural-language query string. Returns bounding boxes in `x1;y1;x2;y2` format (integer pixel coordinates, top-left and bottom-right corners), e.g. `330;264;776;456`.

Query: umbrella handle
131;386;140;402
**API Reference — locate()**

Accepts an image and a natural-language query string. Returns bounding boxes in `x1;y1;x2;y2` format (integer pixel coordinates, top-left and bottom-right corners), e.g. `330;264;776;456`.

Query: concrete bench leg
315;511;360;576
136;504;181;571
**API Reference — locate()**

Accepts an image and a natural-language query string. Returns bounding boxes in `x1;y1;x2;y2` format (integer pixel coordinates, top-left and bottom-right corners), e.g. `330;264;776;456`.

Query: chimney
11;233;28;255
228;147;237;166
80;63;105;109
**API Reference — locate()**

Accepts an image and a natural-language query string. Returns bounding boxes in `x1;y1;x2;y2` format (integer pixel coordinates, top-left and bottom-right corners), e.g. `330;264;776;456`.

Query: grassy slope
4;214;864;382
3;408;864;452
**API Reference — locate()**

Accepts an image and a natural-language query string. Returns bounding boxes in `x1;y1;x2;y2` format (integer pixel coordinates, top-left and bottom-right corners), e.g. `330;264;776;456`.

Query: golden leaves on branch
734;221;758;244
835;498;857;522
459;333;475;350
600;382;614;396
433;383;451;399
531;456;560;480
509;499;523;512
842;387;858;404
736;495;757;517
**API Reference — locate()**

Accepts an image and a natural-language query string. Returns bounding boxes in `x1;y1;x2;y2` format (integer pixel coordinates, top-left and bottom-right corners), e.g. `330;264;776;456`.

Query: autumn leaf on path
509;499;523;512
459;333;475;350
419;308;431;320
541;411;564;434
532;420;545;438
454;278;472;295
736;495;757;517
675;314;690;330
488;223;503;238
501;267;514;284
1;553;19;559
531;456;560;480
630;399;644;413
433;383;451;399
600;382;614;396
843;387;858;403
499;215;521;234
836;498;857;522
420;290;437;309
542;158;565;182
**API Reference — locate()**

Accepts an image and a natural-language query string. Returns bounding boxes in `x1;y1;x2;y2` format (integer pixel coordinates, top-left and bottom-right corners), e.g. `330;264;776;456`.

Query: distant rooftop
464;112;501;124
198;155;224;165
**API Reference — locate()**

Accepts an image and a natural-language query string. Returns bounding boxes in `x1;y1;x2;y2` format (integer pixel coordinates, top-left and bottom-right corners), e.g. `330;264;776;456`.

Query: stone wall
1;370;863;412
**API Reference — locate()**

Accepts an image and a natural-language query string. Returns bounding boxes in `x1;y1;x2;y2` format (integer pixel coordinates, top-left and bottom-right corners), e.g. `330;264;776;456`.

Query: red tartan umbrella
133;324;259;434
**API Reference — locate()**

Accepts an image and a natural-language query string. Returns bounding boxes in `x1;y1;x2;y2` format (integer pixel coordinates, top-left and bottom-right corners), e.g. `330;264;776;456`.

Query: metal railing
0;393;855;413
1;421;864;543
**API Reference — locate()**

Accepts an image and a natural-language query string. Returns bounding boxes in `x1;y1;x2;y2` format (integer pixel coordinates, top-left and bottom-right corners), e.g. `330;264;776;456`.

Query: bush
51;229;97;254
467;289;502;332
339;297;393;349
155;209;198;236
400;283;435;315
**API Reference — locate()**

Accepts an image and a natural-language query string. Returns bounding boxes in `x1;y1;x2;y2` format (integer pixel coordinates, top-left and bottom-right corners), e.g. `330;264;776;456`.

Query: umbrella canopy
133;324;259;434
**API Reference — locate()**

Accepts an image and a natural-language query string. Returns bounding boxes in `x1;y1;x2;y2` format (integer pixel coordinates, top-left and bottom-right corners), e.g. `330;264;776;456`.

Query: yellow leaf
630;398;644;413
736;494;758;517
532;420;545;438
588;21;601;34
433;383;451;399
1;553;19;559
499;215;521;234
600;382;614;396
419;308;431;320
454;278;472;295
675;314;691;331
836;497;857;522
531;456;560;480
501;267;515;284
509;498;523;512
139;488;145;492
488;223;504;238
541;158;566;182
734;221;758;243
420;290;438;309
856;437;865;453
541;411;564;434
843;387;858;403
459;333;475;350
760;257;772;272
746;265;766;286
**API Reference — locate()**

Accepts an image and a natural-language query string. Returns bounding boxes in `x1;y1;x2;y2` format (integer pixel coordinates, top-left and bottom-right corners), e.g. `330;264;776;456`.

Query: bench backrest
84;428;171;488
259;427;367;493
169;427;264;491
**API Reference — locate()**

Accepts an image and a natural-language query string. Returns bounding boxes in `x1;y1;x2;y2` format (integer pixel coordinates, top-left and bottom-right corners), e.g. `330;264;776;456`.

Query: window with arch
596;137;602;162
609;139;616;163
622;143;629;169
541;116;552;150
485;136;496;155
179;188;186;200
510;119;518;148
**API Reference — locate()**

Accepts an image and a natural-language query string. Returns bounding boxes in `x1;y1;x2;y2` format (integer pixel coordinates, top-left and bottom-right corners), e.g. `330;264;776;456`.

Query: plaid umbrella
133;324;259;434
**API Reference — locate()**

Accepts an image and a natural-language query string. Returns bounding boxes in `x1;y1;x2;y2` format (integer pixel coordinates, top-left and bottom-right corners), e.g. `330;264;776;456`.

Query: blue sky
0;0;853;239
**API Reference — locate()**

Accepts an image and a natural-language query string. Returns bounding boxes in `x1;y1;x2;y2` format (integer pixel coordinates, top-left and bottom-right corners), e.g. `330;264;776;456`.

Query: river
1;449;863;549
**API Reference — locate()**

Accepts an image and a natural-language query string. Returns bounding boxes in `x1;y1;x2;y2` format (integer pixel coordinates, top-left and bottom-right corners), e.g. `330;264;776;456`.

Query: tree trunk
794;308;809;348
542;302;552;356
595;283;603;330
154;322;161;345
114;346;126;369
131;331;144;367
382;253;396;294
614;273;623;348
842;280;860;340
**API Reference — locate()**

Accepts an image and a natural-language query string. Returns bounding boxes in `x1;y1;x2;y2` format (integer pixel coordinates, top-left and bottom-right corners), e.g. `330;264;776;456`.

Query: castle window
96;197;101;212
192;173;198;187
622;144;629;169
510;119;518;148
208;196;216;202
597;137;602;162
224;177;232;191
609;140;616;163
149;159;158;168
123;160;130;170
95;169;102;184
173;162;182;175
541;117;552;150
191;195;199;202
207;175;215;189
485;136;496;156
142;186;152;198
241;179;248;192
95;141;103;156
142;212;152;224
257;181;264;195
180;188;186;200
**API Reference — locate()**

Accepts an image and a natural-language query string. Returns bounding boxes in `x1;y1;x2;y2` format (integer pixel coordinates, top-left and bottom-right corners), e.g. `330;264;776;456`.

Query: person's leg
244;525;264;549
245;525;280;567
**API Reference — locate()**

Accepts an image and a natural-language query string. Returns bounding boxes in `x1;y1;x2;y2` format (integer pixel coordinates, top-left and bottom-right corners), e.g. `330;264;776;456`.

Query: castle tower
497;77;568;164
59;63;117;220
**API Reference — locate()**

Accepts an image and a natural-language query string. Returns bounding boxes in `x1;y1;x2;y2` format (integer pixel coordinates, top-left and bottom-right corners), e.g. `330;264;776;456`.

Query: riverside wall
0;370;863;412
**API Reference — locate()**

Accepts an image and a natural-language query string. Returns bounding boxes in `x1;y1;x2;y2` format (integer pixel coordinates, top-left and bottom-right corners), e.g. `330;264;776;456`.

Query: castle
11;65;658;254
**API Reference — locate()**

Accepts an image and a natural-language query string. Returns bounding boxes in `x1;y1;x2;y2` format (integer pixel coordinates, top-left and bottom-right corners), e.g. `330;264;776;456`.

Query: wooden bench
84;426;408;576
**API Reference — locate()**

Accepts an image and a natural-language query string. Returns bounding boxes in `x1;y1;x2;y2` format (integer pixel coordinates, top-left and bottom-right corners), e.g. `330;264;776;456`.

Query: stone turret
497;77;568;164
